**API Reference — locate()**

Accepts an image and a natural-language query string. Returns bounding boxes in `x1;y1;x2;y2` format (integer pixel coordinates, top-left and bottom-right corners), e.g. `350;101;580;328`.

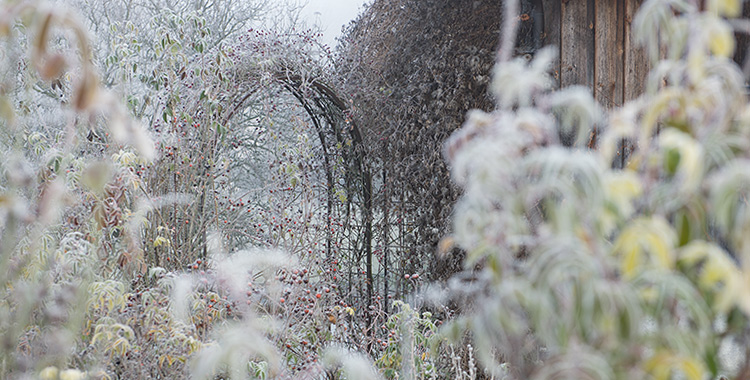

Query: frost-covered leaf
658;128;703;192
705;18;735;58
323;346;383;380
491;46;555;108
192;320;281;380
613;217;677;278
707;0;742;17
601;171;642;235
678;241;742;313
548;86;602;147
644;352;705;380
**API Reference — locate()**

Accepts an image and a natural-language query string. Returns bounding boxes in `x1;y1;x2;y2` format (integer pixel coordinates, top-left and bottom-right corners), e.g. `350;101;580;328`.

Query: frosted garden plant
441;0;750;379
0;0;365;378
0;1;158;377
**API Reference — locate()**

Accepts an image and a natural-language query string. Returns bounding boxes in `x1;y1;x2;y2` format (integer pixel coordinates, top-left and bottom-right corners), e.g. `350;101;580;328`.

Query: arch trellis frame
231;68;377;329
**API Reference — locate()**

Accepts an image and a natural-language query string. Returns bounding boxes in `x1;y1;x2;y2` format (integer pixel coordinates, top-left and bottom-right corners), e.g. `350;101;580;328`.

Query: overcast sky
298;0;369;47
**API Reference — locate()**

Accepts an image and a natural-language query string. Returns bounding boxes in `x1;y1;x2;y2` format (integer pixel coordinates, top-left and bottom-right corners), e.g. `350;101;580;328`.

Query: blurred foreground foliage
440;0;750;379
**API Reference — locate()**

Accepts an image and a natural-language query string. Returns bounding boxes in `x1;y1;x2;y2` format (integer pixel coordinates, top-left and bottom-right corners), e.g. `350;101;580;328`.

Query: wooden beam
595;0;625;108
624;0;649;101
542;0;561;89
561;0;595;89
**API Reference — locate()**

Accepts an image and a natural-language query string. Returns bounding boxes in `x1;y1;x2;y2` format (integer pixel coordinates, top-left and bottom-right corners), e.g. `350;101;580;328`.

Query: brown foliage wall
336;0;503;281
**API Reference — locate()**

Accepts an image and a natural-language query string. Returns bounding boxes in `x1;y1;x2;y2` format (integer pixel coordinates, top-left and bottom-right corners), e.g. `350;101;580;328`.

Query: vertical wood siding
561;0;595;89
594;0;624;108
623;0;649;102
542;0;562;88
545;0;649;106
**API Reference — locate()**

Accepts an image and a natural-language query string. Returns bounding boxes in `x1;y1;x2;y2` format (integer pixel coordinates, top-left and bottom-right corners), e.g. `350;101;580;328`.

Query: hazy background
298;0;369;47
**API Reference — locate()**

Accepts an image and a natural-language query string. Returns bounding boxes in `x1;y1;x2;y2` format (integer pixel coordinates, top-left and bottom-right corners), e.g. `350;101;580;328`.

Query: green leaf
214;122;226;142
336;190;347;204
704;345;719;376
676;212;691;247
664;148;680;175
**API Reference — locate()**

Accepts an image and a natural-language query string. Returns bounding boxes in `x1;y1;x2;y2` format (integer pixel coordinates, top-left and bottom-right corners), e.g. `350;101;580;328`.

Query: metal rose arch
226;52;378;332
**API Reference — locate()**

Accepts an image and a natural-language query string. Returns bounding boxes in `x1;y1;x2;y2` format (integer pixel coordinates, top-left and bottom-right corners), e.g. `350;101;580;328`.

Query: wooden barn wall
542;0;649;106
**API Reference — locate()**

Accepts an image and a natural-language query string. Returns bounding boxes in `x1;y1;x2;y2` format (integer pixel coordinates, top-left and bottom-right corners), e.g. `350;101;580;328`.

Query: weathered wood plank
561;0;595;89
542;0;561;88
618;0;649;167
733;3;750;72
624;0;649;101
594;0;624;108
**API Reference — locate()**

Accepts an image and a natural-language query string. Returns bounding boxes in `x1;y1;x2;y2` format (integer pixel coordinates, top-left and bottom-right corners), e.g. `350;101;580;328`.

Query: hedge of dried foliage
336;0;504;281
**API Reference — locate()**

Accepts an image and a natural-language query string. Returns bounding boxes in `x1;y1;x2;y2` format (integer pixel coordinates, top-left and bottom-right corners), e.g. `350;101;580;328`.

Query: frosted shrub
0;1;158;377
1;0;360;377
442;1;750;379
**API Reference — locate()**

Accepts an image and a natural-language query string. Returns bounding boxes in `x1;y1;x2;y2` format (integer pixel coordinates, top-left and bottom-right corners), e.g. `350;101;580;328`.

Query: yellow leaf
112;337;130;356
605;171;642;214
640;287;659;303
39;367;59;380
613;216;676;278
677;357;705;380
601;171;643;234
622;244;642;278
645;353;672;380
707;19;735;58
688;49;706;82
645;233;672;269
60;369;87;380
153;236;170;247
642;88;681;143
708;0;742;17
645;352;705;380
678;241;742;312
